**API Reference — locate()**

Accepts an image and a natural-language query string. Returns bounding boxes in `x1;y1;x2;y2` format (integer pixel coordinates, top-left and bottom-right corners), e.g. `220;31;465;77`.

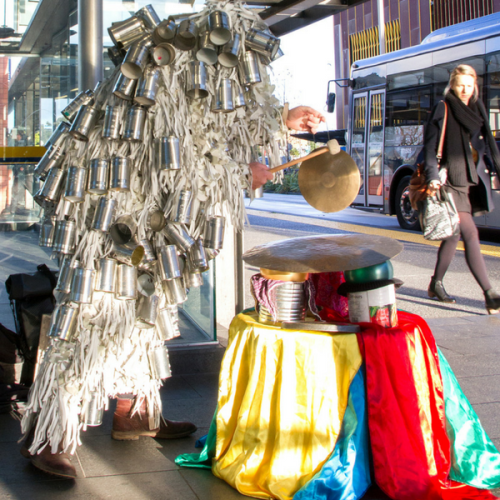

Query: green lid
344;260;394;284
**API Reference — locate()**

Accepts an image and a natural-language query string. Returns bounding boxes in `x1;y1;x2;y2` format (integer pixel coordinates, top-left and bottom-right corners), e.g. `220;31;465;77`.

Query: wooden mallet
268;139;342;174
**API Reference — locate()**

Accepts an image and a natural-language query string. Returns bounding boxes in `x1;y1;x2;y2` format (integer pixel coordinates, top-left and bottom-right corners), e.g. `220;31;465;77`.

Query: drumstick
268;139;341;174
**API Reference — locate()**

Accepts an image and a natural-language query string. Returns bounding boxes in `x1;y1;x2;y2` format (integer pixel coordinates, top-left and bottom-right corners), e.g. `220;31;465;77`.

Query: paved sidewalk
1;231;499;499
1;314;499;499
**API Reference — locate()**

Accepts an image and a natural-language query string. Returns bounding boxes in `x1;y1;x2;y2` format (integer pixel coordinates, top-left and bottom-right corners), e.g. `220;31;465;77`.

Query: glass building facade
2;0;216;343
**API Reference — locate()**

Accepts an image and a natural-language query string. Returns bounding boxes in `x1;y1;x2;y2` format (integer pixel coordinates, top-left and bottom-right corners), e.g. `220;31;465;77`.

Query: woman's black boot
428;278;456;303
485;289;500;315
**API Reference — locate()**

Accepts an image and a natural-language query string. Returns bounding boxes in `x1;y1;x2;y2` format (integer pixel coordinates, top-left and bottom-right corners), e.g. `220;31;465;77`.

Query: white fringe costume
22;0;287;456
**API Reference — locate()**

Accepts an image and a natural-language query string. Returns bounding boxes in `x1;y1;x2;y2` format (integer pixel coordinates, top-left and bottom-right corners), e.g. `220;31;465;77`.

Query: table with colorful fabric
176;310;500;500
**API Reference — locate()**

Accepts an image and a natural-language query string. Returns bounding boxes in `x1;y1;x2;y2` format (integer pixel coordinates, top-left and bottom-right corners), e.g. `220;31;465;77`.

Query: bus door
351;90;386;206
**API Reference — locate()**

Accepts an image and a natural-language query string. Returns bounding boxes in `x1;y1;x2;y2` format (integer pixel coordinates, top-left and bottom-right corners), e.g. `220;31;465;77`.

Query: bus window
433;57;485;101
385;88;431;174
486;52;500;137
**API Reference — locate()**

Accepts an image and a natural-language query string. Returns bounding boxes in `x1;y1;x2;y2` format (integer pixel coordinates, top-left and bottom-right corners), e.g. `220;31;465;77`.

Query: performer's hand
286;106;326;134
249;162;273;190
427;180;441;196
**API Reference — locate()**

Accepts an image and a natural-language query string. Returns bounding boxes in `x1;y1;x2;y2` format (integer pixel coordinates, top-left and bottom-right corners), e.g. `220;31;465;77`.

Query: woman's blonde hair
444;64;479;101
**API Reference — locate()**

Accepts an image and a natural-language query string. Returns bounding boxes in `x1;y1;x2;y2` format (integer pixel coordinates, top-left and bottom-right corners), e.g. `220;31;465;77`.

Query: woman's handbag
418;187;460;241
409;102;448;210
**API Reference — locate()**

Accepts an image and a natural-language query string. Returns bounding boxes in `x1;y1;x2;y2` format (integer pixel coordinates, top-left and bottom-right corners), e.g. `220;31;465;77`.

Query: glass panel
0;163;41;227
181;266;216;340
384;88;431;173
486;51;500;138
388;67;435;91
351;94;367;196
433;56;485;100
368;92;384;197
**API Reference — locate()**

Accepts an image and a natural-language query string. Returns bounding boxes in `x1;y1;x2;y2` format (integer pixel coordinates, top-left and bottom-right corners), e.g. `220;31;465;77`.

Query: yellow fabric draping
212;312;363;500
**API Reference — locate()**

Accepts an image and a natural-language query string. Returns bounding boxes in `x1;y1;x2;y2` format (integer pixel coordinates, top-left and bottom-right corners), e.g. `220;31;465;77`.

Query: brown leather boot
111;397;197;441
21;432;77;479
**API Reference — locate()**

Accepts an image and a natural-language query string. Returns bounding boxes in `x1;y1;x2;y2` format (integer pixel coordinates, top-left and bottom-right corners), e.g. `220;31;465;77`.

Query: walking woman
424;64;500;313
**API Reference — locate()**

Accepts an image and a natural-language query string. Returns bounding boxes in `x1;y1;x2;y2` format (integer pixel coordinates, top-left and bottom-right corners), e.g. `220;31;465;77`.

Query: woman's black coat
424;99;500;216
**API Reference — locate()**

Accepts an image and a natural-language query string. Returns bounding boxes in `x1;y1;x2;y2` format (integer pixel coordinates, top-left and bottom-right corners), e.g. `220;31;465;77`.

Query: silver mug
212;79;234;113
196;31;217;65
158;245;182;281
123;106;146;142
163;222;195;252
245;28;281;60
186;61;208;99
218;34;240;68
69;105;100;142
121;42;152;79
70;268;95;304
208;11;230;46
108;16;146;49
56;257;81;294
162;277;187;305
102;105;122;140
39;216;57;248
135;4;160;30
61;90;94;122
110;214;137;245
152;43;175;66
113;73;137;101
203;216;225;250
152;345;171;379
53;220;77;254
110;157;131;191
95;257;117;293
88;158;110;195
34;146;65;181
92;197;117;232
175;19;198;50
45;122;70;149
154;19;176;43
116;263;137;300
136;295;159;329
156;304;180;340
134;65;161;106
241;51;261;85
64;166;87;203
48;303;79;341
233;80;246;108
81;392;104;427
171;190;192;224
156;137;181;170
36;167;65;203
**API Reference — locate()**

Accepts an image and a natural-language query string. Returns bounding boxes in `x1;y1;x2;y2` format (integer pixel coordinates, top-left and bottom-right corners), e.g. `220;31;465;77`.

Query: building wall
333;0;500;129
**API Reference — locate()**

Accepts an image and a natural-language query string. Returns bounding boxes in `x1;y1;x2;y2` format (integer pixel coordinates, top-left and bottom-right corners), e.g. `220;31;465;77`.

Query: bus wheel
395;175;421;231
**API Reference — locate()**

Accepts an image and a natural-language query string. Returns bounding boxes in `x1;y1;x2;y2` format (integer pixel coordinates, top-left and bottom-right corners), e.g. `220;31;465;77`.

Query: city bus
331;12;500;230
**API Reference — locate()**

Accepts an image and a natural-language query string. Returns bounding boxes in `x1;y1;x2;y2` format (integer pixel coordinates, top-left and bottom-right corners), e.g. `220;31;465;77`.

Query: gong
298;150;360;213
243;234;403;273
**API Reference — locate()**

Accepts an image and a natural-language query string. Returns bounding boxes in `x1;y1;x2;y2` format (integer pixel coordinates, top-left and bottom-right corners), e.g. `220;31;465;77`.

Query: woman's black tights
433;211;491;291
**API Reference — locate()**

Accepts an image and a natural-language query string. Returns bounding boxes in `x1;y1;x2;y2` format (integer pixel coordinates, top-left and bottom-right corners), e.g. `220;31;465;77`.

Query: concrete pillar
377;0;386;55
78;0;103;91
215;224;244;330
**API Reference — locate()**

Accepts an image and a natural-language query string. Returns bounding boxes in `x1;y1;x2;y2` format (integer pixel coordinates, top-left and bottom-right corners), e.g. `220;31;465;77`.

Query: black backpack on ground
4;264;57;385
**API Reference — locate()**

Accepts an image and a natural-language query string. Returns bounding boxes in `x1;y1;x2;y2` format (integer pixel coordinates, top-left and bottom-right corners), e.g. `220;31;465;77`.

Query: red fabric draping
356;311;496;500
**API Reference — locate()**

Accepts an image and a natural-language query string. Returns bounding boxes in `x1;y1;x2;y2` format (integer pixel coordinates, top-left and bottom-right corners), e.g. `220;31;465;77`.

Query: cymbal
298;150;360;213
243;234;403;273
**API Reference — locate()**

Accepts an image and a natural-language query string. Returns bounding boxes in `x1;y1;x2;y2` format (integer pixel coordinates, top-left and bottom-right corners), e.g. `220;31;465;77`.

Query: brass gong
298;150;360;213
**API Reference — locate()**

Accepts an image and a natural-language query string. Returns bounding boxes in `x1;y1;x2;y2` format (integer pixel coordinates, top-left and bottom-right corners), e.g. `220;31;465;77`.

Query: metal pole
377;0;386;55
235;229;244;315
78;0;103;92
